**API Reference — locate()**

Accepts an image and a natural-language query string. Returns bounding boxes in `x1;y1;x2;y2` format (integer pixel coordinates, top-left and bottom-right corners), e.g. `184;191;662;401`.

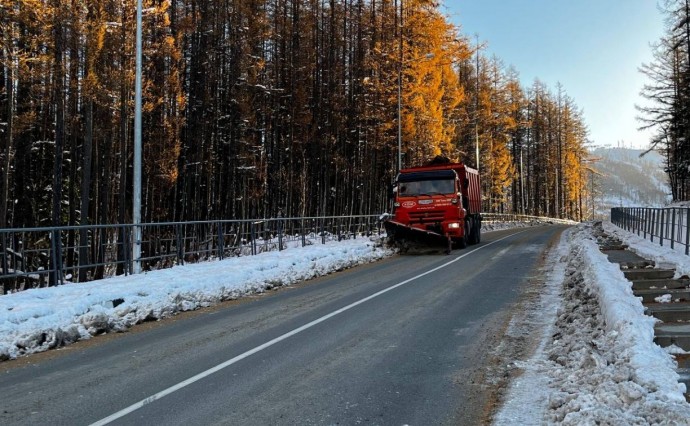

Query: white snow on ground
3;219;690;424
0;238;393;360
0;219;554;361
496;222;690;425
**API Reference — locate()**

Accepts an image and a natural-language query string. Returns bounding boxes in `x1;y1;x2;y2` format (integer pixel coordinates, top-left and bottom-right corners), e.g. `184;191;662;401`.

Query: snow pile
0;237;393;360
4;219;690;423
496;222;690;424
547;224;689;424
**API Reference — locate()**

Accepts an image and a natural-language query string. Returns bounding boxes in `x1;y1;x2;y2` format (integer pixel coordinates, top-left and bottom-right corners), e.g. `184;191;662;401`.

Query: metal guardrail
0;215;383;293
611;207;690;255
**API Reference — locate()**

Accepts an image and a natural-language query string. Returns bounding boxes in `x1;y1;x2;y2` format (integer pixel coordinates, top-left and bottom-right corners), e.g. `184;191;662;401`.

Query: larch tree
0;0;592;262
639;0;690;201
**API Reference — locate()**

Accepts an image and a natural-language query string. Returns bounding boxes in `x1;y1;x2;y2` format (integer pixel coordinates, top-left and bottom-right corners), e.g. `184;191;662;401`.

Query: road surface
0;226;566;425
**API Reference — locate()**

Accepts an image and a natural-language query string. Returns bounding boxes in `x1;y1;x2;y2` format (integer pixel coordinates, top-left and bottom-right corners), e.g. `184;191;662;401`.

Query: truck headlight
448;223;460;229
394;202;400;207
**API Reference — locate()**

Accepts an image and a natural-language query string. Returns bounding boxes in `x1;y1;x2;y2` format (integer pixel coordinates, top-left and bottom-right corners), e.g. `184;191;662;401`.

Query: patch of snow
495;222;690;424
0;237;394;359
493;224;570;425
4;218;690;423
655;294;673;304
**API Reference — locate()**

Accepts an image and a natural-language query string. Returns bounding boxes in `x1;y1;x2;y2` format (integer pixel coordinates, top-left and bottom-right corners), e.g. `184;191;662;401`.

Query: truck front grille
408;210;446;223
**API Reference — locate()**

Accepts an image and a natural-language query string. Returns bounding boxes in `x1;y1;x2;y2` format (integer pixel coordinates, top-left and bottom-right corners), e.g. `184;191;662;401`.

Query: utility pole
397;0;404;173
475;34;480;172
520;145;525;214
133;0;143;274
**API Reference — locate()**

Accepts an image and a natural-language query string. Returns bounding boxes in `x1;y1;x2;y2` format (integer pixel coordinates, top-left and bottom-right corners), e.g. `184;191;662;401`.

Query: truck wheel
467;218;478;245
456;233;467;249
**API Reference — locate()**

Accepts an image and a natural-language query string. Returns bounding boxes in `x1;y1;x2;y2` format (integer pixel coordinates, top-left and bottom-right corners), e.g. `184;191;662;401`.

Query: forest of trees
0;0;591;231
639;0;690;201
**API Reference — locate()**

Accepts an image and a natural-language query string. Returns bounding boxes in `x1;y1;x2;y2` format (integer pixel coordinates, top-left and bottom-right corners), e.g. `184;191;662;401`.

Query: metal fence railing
611;207;690;255
0;215;383;293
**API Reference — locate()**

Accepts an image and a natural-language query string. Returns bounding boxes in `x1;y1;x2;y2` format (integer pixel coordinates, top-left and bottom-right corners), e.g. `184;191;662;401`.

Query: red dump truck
384;158;482;253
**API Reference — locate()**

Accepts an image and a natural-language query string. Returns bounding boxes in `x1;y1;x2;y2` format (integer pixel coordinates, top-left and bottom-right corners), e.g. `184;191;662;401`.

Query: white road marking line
91;229;528;425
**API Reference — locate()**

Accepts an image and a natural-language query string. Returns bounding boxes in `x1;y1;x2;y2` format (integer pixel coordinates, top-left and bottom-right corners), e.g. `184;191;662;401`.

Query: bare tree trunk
1;61;13;230
78;100;93;282
1;54;13;294
51;3;65;286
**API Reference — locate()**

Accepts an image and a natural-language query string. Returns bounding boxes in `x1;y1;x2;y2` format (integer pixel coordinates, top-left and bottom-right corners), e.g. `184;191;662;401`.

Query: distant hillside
590;147;670;212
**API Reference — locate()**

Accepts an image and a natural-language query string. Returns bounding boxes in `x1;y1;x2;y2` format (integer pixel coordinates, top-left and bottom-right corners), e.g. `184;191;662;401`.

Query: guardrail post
659;209;665;247
251;222;257;255
671;208;676;249
614;208;618;227
321;218;326;245
630;208;634;233
1;232;8;281
301;219;306;247
217;221;224;260
620;209;628;231
686;209;690;255
278;218;284;251
124;225;131;275
641;208;644;237
612;208;617;226
622;208;626;230
50;229;64;285
628;208;632;231
176;224;184;265
629;208;633;232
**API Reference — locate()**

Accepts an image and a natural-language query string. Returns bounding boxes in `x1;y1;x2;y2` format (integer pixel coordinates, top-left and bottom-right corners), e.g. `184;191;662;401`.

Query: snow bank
496;222;690;425
548;224;689;424
0;238;393;360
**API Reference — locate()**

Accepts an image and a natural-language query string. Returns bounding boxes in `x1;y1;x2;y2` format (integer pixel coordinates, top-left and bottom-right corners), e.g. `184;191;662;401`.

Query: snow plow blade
384;220;450;253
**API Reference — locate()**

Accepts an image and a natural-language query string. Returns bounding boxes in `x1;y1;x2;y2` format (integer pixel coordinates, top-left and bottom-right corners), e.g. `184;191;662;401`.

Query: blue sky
442;0;666;149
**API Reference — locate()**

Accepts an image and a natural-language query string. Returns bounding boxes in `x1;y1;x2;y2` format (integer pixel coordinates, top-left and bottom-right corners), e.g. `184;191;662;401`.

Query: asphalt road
0;225;567;425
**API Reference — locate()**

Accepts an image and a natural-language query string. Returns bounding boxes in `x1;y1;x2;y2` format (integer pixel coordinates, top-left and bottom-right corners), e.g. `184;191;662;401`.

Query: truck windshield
399;179;455;196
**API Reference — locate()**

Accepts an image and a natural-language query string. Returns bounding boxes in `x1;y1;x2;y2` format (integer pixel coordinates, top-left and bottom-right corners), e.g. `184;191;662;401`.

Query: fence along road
0;215;383;293
0;225;568;425
611;207;690;255
0;213;567;294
